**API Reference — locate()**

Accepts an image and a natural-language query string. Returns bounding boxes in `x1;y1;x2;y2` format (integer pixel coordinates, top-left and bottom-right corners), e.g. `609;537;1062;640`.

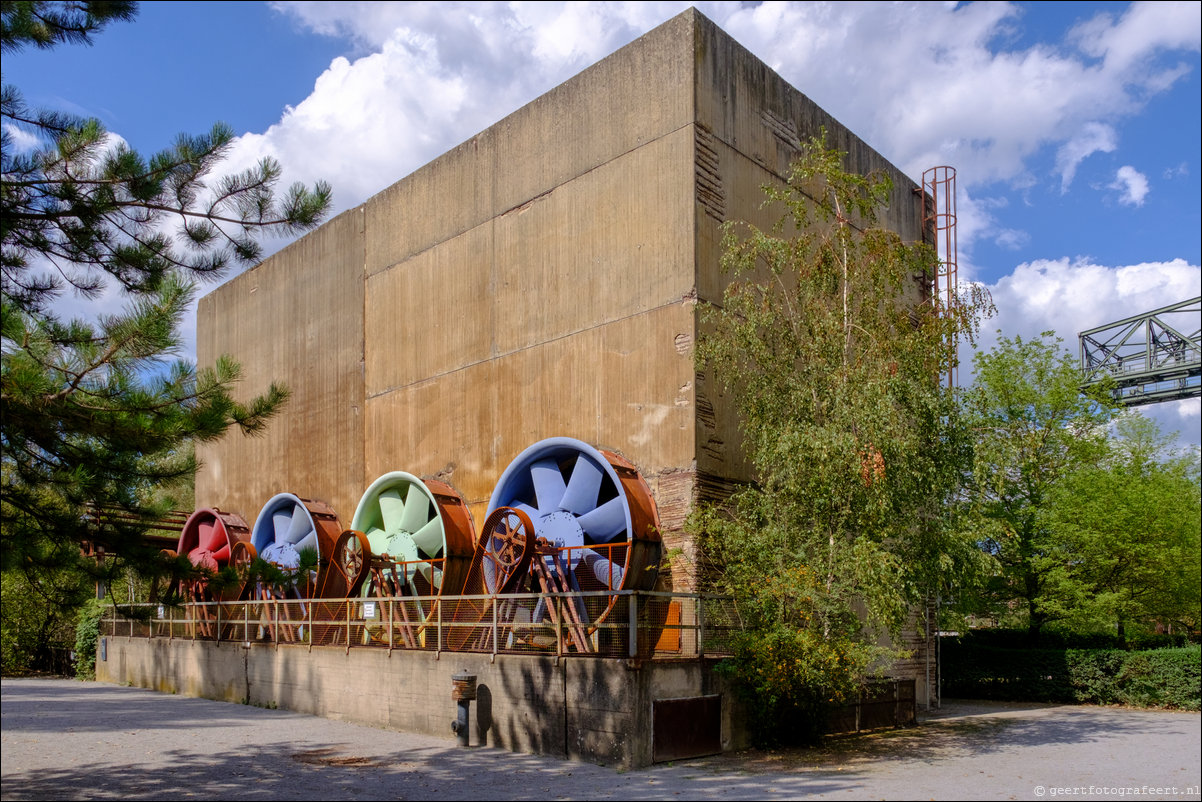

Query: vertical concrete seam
562;659;569;760
360;204;369;493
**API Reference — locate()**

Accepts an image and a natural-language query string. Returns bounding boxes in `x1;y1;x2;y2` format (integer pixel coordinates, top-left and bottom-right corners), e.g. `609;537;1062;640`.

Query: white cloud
980;255;1198;349
2;121;42;153
992;228;1031;251
1069;0;1202;72
229;2;1201;444
1162;161;1190;179
133;4;1194;355
241;2;697;218
241;1;1198;267
1110;165;1150;205
1055;122;1118;193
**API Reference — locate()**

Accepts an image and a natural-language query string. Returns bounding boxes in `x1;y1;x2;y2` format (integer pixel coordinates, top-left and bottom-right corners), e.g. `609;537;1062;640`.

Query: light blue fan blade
410;516;444;558
294;529;319;556
559;456;603;515
400;484;431;534
530;458;567;513
286;504;311;544
583;549;624;589
272;508;293;544
576;498;627;543
515;502;541;522
260;542;281;563
378;487;405;534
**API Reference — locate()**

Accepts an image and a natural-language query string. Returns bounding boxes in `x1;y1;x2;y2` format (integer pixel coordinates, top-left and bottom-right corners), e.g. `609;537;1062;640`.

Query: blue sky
5;1;1200;446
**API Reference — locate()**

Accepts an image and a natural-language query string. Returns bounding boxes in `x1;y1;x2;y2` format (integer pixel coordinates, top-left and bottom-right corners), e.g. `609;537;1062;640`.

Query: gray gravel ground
2;677;1199;801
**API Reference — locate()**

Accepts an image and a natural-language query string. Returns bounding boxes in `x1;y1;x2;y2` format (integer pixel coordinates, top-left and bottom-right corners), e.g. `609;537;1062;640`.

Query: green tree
692;134;992;744
961;332;1118;639
1044;414;1201;643
0;548;89;673
1;1;332;668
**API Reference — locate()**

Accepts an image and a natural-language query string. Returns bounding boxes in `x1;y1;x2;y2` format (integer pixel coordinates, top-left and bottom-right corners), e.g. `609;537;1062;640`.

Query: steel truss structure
1079;296;1201;407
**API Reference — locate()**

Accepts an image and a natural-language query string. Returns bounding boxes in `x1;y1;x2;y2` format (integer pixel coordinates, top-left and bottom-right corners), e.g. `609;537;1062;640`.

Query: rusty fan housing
175;508;253;602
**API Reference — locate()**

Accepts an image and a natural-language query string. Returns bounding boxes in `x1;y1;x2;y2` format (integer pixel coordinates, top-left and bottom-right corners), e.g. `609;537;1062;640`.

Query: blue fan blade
584;549;624;590
286;504;311;544
530;459;567;514
294;530;319;556
514;502;541;523
576;497;627;543
559;456;603;515
272;507;292;544
262;542;299;570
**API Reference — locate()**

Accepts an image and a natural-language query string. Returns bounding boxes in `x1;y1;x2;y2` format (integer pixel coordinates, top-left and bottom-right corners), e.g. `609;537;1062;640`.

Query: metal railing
100;591;739;661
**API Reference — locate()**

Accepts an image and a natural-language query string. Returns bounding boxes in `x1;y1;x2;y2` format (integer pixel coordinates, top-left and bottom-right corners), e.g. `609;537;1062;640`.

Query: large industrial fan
481;437;662;652
173;508;253;602
164;508;253;638
335;472;475;648
250;494;343;598
343;472;476;596
247;494;343;644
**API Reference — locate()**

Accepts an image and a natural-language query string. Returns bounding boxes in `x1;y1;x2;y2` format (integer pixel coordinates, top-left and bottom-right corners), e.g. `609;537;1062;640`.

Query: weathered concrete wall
96;636;745;769
195;206;366;524
361;126;698;519
194;7;923;582
195;10;704;533
192;8;932;693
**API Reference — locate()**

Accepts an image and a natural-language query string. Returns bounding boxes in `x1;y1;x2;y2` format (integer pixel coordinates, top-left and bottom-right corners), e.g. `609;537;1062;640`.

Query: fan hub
188;548;220;573
261;542;301;570
537;509;585;554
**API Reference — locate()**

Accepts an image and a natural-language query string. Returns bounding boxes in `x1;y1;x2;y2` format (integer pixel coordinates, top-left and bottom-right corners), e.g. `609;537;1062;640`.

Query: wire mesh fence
100;591;740;660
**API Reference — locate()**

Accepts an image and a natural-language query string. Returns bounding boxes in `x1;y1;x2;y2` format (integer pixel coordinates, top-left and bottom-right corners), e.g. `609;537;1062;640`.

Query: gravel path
2;678;1198;801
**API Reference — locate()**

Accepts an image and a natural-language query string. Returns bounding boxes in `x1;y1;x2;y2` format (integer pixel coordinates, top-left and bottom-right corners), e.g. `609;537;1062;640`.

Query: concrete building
174;7;938;750
197;6;926;590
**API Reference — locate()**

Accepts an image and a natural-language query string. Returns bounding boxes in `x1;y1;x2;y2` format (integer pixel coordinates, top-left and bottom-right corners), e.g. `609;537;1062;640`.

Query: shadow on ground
701;698;1195;775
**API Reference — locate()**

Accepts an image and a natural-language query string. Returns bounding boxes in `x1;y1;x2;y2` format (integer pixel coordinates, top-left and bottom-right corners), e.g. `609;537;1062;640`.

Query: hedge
948;628;1193;651
941;638;1200;710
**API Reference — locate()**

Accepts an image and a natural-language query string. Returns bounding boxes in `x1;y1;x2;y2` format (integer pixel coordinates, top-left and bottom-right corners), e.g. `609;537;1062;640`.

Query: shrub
72;598;106;681
1114;648;1200;710
715;627;876;747
942;636;1200;710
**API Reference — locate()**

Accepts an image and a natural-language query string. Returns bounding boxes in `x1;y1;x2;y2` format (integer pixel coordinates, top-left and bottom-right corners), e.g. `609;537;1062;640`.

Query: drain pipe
451;671;477;747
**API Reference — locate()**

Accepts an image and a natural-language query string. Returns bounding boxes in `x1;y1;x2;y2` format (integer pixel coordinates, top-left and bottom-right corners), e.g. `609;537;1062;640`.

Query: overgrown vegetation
692;133;992;746
1042;414;1201;642
0;555;89;674
72;597;105;680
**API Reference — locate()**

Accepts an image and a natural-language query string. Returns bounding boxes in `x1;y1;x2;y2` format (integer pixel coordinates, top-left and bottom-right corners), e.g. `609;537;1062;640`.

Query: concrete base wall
96;636;747;769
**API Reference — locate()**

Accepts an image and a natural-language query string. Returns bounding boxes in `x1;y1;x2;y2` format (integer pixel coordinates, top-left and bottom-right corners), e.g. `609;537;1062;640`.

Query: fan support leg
530;544;591;653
